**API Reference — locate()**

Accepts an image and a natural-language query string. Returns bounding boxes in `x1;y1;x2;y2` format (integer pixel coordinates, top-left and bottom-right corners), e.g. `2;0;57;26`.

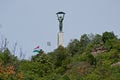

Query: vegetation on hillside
0;31;120;80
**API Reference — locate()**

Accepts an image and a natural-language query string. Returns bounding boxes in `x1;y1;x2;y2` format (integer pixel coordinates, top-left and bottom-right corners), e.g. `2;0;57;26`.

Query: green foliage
102;31;117;43
1;32;120;80
84;73;101;80
79;34;91;53
87;34;103;49
53;46;68;67
67;39;80;56
105;39;120;51
18;53;54;79
80;34;90;47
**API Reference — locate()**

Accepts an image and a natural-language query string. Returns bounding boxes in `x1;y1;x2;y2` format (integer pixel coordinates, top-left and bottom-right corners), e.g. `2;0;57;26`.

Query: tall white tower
56;12;65;47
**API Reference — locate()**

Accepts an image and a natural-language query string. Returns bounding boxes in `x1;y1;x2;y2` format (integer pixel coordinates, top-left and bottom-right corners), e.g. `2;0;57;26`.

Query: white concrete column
58;32;64;46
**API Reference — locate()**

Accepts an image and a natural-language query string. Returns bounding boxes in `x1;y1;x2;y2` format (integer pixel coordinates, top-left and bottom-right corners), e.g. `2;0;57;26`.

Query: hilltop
0;31;120;80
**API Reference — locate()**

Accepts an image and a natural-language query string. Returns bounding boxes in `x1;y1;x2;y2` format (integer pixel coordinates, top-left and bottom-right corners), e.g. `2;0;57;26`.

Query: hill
0;31;120;80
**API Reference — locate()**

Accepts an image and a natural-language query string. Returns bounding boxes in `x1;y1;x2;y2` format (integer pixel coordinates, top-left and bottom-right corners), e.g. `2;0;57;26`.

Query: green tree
0;48;18;66
79;34;91;53
54;46;68;67
67;39;80;56
91;34;103;48
80;34;90;47
102;31;117;43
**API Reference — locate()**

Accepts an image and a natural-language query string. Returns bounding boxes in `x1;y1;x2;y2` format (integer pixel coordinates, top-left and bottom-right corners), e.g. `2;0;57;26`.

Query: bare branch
12;42;17;55
0;37;9;52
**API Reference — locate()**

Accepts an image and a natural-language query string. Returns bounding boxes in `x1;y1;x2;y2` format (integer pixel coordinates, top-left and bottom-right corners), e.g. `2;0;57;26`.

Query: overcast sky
0;0;120;59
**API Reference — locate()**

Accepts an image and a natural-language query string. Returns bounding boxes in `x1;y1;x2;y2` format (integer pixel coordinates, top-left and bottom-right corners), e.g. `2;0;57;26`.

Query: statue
56;12;65;32
58;16;64;32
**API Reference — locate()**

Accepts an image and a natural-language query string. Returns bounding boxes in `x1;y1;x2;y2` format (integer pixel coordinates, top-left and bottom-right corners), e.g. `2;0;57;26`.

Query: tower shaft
58;32;64;46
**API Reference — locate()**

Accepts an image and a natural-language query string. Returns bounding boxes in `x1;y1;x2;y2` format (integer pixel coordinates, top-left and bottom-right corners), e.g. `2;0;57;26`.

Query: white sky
0;0;120;59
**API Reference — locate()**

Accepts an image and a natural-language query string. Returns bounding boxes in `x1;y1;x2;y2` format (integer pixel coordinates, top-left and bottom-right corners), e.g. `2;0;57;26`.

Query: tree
79;34;91;53
54;46;68;67
92;34;103;46
67;39;80;56
102;31;117;43
80;34;90;47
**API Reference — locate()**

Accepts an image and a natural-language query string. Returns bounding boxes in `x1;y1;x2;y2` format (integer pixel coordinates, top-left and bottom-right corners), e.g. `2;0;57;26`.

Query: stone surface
58;32;64;46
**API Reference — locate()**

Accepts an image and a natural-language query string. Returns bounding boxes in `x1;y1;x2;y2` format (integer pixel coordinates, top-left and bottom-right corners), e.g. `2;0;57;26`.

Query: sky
0;0;120;59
